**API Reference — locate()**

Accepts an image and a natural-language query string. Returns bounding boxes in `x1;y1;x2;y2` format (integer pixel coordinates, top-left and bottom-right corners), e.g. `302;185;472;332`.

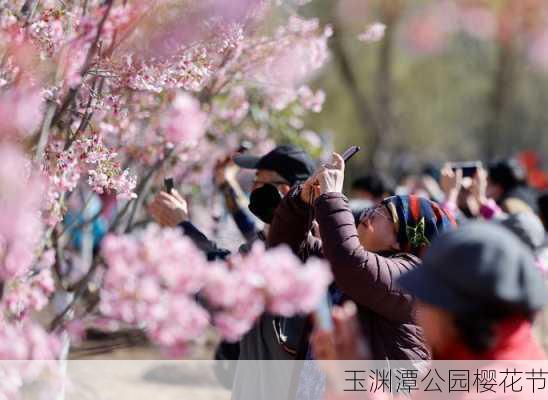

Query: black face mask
248;184;283;224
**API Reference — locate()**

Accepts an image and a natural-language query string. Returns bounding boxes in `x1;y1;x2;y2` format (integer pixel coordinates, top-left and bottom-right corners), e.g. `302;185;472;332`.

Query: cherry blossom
202;243;332;342
160;92;209;147
0;319;60;360
0;85;44;139
0;146;44;281
0;0;333;371
99;224;210;354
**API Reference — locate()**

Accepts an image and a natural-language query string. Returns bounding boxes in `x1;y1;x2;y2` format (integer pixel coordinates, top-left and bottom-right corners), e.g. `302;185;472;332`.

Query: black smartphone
342;146;361;163
164;177;174;194
450;161;482;178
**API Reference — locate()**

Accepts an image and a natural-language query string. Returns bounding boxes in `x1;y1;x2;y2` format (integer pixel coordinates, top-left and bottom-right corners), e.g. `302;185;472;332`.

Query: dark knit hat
398;222;548;315
382;195;456;255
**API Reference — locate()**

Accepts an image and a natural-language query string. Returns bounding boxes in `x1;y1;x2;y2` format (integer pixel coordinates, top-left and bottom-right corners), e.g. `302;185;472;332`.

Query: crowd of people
147;144;547;398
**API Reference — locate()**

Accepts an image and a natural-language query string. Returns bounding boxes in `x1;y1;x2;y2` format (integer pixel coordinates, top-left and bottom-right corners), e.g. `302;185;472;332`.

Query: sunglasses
359;204;392;225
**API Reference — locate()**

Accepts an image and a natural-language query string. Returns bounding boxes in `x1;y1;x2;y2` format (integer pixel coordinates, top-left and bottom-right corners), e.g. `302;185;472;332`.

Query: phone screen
164;178;174;194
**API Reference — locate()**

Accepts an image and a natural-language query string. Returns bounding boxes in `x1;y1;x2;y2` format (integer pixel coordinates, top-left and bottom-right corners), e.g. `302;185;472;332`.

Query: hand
311;301;370;361
147;189;188;227
440;164;462;204
470;167;488;205
300;175;321;205
213;155;239;186
314;153;345;195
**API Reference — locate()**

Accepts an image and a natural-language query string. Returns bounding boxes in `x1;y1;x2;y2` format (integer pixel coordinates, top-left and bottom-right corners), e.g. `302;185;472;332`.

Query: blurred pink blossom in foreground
0;320;61;399
203;243;333;342
529;29;548;71
100;224;211;355
0;319;60;360
0;85;44;139
101;227;332;349
160;92;209;147
0;146;44;281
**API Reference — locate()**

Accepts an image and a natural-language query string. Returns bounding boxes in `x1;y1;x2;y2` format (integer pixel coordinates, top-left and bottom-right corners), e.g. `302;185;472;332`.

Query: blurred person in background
313;222;547;399
268;153;456;362
212;153;260;245
439;165;476;221
349;172;396;226
395;170;444;203
536;191;548;353
539;191;548;231
539;191;548;270
441;164;547;269
487;158;538;214
351;173;395;204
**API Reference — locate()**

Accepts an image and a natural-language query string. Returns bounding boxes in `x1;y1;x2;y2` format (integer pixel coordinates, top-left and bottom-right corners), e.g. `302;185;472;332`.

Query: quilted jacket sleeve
314;192;420;322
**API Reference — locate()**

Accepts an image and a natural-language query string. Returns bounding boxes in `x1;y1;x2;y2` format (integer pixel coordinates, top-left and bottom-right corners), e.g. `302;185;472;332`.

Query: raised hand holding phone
315;152;346;194
301;146;361;204
164;177;174;194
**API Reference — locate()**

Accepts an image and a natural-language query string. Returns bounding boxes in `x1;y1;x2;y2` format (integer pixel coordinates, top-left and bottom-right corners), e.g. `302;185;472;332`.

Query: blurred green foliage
300;0;548;182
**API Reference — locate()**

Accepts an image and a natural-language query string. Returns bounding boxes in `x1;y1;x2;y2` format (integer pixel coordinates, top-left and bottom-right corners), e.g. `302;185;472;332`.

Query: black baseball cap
233;145;315;185
398;222;548;315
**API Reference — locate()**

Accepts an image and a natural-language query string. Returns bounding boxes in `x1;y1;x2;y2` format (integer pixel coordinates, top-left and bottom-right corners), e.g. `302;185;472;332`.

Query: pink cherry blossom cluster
160;91;209;147
247;15;332;90
0;0;333;370
0;85;44;139
213;85;250;125
202;243;333;342
0;276;56;329
0;146;56;323
99;224;210;355
0;318;61;399
99;226;332;350
44;133;137;202
1;266;55;321
0;146;45;281
0;319;60;360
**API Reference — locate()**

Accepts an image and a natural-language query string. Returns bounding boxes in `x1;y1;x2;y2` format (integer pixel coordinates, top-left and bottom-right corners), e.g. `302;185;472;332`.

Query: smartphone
164;177;174;194
342;146;361;163
314;293;333;332
450;161;482;178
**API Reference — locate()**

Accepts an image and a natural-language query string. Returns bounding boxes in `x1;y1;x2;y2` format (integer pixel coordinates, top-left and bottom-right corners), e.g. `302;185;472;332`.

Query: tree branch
51;0;114;128
329;22;383;168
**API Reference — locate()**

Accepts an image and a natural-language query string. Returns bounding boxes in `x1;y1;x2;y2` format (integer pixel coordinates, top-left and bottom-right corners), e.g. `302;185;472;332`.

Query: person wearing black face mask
148;145;315;257
148;144;315;387
231;145;316;244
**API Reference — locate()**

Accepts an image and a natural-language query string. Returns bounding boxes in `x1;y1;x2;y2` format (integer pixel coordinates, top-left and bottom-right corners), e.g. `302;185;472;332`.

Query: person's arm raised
312;154;417;322
314;193;417;322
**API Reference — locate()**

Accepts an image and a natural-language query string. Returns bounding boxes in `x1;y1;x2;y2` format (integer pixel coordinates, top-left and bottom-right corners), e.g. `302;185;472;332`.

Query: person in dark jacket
313;222;546;400
148;145;316;390
268;153;456;360
487;158;538;214
539;190;548;230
